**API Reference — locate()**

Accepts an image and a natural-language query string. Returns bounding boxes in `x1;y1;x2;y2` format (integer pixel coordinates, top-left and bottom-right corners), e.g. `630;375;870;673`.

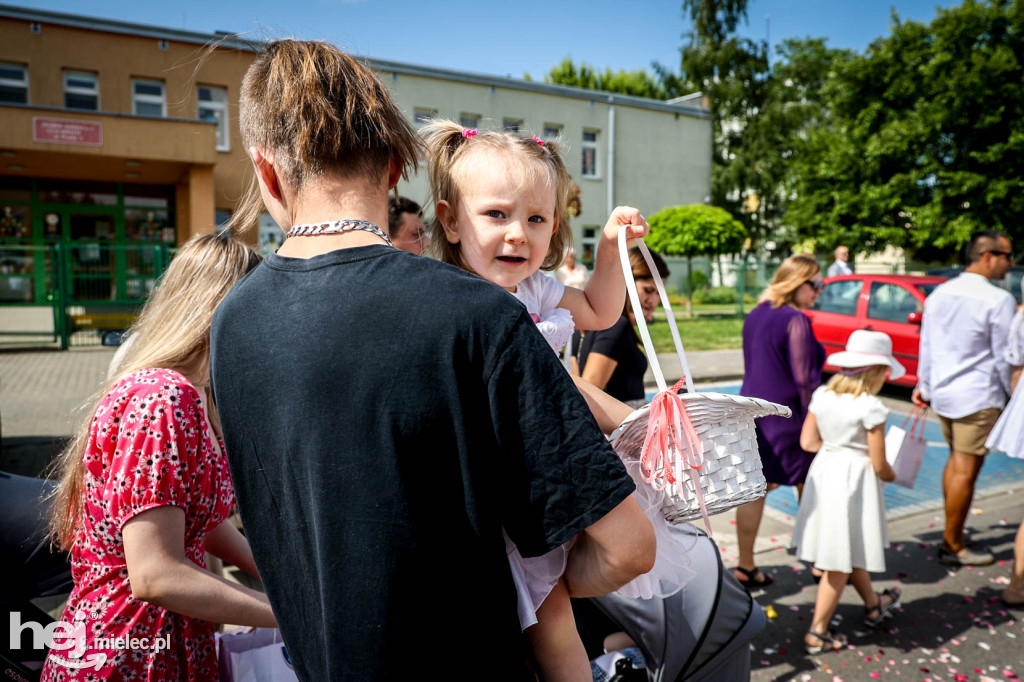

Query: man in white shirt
827;246;853;277
912;230;1016;567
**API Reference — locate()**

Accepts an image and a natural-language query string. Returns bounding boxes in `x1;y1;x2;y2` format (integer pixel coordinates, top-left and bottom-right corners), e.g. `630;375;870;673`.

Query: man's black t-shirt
210;246;636;681
579;315;648;403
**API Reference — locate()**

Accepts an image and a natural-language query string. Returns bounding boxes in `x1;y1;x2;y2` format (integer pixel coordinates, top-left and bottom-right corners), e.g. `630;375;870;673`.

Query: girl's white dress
503;272;695;630
791;386;890;573
986;307;1024;458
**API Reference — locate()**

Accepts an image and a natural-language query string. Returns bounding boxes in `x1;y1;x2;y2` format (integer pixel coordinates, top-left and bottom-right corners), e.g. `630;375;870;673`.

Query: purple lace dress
741;301;825;486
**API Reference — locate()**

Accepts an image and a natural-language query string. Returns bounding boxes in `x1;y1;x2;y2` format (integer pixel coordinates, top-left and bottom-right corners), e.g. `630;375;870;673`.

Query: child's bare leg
1008;520;1024;593
526;578;591;682
806;570;849;650
603;631;637;653
849;568;876;606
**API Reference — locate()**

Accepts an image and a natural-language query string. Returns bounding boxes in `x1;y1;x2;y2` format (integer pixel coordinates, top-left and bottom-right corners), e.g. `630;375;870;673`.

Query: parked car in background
803;274;948;387
926;265;1024;305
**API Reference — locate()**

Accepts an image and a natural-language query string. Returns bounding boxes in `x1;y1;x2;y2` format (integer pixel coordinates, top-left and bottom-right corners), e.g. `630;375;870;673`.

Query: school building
0;3;711;317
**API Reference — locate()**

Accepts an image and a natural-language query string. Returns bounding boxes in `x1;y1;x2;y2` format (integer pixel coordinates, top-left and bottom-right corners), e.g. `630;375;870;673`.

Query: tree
543;58;671;100
785;0;1024;259
645;204;746;309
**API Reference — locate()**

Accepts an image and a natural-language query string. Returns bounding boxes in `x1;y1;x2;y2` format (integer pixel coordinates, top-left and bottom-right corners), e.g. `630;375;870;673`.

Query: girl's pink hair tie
461;128;478;139
533;135;545;146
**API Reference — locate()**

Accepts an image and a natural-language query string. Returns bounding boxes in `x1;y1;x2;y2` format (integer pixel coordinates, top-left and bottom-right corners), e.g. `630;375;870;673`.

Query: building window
198;85;229;151
580;227;599;265
502;118;523;133
582;129;600;178
413;108;436;128
0;62;28;104
542;124;562;140
64;71;99;110
459;113;480;129
132;79;165;117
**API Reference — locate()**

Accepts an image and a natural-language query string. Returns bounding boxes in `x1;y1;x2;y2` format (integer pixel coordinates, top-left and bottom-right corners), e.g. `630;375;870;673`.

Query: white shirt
917;272;1016;418
554;263;589;289
827;260;853;277
511;271;574;353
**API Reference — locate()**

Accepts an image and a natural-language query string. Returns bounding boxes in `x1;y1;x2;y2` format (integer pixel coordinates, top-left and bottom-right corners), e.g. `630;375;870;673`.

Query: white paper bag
884;408;928;489
218;628;299;682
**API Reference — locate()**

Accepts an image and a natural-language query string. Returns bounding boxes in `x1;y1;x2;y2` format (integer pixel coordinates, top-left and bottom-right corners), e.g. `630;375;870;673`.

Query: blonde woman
42;235;274;681
733;254;826;589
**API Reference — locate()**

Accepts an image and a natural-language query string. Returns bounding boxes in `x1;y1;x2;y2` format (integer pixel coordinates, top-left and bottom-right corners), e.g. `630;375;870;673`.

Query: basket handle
617;226;695;394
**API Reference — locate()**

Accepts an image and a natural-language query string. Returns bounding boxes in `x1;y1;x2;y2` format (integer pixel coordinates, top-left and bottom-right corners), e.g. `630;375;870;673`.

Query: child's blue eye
529;215;545;223
487;210;504;219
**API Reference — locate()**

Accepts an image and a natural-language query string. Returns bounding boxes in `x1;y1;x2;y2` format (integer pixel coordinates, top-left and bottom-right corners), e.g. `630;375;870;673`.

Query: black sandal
805;628;847;654
733;566;774;591
864;587;902;626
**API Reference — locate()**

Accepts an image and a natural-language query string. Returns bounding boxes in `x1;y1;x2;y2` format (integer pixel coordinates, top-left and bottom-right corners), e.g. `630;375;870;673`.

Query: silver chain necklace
286;219;393;247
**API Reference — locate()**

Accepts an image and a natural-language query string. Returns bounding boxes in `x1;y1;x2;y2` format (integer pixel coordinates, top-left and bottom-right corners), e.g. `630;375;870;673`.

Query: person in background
42;235;272;681
913;230;1016;567
555;248;590;289
386;194;430;255
209;39;655;681
827;245;853;277
579;247;670;408
733;254;826;590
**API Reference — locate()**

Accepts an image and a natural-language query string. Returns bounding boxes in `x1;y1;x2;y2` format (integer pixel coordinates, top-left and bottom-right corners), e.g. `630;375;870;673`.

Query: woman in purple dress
733;255;826;589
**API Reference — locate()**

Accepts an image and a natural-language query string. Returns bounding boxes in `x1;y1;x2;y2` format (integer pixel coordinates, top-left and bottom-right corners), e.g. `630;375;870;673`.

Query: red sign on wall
33;117;103;146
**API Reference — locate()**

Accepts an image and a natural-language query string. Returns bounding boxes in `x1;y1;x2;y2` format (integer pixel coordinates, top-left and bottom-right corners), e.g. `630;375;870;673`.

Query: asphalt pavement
3;347;1023;681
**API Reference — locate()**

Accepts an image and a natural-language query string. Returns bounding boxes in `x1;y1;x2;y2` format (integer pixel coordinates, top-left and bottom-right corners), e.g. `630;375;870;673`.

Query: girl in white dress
422;119;695;681
792;330;903;654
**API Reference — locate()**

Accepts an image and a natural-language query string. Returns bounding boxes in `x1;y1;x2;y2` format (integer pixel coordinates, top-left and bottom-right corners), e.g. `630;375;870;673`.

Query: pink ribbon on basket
639;377;714;537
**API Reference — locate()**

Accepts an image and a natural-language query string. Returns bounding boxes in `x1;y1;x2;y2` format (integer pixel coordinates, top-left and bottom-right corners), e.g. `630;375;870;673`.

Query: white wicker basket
613;230;791;527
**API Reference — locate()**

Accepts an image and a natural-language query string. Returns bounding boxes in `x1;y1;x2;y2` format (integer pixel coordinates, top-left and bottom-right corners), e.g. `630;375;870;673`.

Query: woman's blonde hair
422;119;573;272
227;39;424;234
760;255;822;308
47;234;262;550
825;365;888;397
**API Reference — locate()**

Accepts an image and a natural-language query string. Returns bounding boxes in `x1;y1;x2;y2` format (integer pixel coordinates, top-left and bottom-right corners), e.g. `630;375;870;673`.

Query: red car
803;274;948;387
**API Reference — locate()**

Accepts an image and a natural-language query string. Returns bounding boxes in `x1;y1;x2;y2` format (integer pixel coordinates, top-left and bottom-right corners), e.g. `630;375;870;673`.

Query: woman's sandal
805;628;847;655
733;566;774;591
864;587;902;627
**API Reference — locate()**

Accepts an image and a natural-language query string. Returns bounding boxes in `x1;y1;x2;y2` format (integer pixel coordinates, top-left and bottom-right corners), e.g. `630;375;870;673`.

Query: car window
813;279;861;316
868;282;921;322
915;283;939;298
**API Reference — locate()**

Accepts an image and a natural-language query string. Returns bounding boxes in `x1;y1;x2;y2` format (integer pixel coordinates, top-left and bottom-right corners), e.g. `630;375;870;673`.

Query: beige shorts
938;408;1001;456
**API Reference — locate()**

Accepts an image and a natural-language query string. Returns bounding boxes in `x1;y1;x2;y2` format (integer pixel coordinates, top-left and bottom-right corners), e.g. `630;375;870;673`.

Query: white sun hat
826;329;906;380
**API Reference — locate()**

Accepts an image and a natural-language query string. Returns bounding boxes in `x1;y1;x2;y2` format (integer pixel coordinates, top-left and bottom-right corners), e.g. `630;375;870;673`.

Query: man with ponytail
209;40;654;680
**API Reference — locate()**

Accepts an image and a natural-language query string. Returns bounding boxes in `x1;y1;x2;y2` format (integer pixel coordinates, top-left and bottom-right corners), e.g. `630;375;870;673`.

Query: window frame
413;108;436;129
459;113;480;130
63;70;99;111
197;84;230;151
542;124;562;141
502;118;523;133
131;78;166;117
581;129;600;179
0;62;29;105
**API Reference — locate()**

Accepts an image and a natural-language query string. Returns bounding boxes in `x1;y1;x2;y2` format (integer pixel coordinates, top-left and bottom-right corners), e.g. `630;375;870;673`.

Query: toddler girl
792;329;903;654
423;120;693;680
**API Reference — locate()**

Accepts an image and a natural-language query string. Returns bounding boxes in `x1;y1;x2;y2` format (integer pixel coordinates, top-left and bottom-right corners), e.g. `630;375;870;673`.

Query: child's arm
558;206;649;331
867;423;896;482
571;374;633;435
799;412;823;453
525;578;591;682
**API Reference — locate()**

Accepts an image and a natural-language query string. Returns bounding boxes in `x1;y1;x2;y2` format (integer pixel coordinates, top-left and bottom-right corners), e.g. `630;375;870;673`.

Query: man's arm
991;295;1017;398
563;496;656;598
912;298;933;407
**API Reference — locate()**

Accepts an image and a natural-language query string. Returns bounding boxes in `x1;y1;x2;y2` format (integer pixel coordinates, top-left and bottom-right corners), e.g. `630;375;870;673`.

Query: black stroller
1;470;74;681
578;524;766;681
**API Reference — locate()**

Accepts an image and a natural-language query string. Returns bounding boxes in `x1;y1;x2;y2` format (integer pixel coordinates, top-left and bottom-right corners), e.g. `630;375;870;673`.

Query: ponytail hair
422;119;573;272
229;39;424;233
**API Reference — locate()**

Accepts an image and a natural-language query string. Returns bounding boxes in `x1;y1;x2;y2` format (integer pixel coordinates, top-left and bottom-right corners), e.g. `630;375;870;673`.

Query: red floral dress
41;368;235;681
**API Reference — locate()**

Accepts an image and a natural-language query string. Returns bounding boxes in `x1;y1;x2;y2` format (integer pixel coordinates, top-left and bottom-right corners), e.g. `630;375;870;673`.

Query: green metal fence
0;243;173;349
